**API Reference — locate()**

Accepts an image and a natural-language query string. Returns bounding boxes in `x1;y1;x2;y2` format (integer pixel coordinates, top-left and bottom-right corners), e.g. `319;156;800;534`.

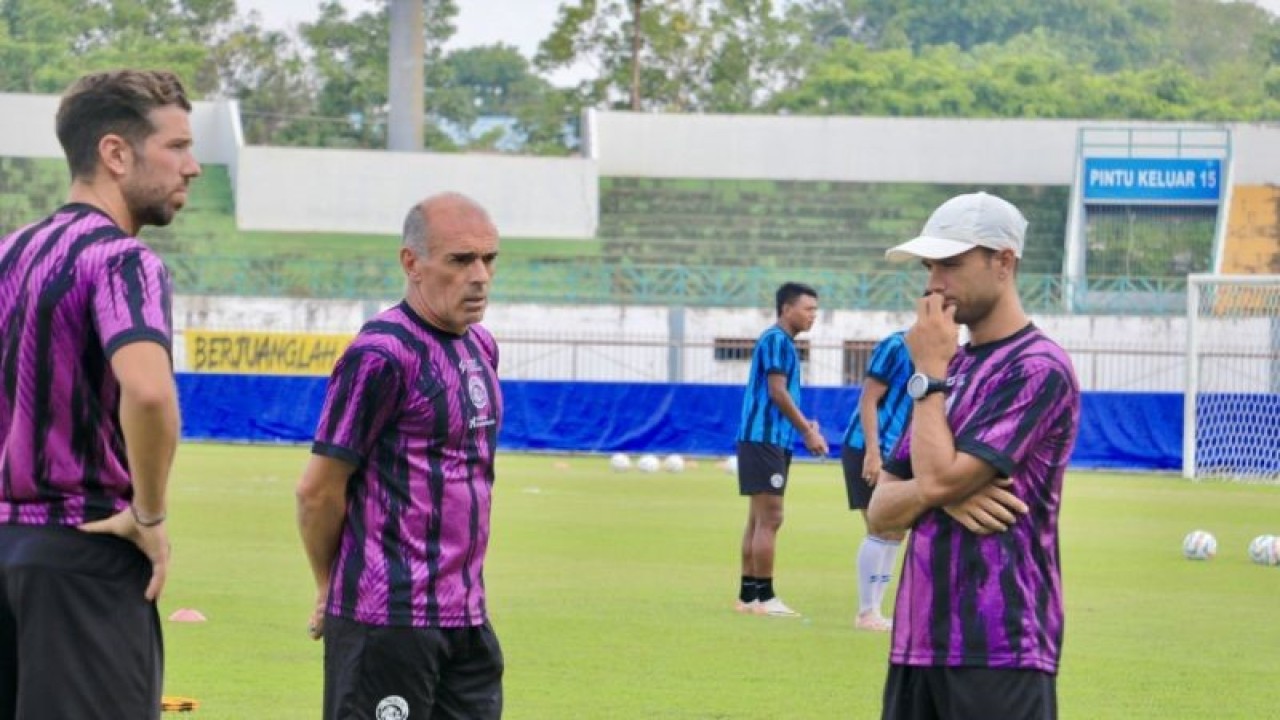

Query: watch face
907;373;929;399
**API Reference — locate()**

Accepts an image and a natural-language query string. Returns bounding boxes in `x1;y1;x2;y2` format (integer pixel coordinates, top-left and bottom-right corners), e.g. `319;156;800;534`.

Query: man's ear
399;246;419;280
98;133;132;177
997;248;1018;277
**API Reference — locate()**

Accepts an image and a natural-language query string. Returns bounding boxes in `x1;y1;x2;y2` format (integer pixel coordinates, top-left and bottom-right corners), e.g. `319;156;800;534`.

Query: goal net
1184;274;1280;481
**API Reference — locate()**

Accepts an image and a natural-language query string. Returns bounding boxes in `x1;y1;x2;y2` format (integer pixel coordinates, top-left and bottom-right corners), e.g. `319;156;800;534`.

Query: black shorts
842;445;875;510
323;616;504;720
736;441;793;496
882;664;1057;720
0;524;162;720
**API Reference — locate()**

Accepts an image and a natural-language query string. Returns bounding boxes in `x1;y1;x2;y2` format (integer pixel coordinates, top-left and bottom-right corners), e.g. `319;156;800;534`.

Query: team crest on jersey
375;695;409;720
467;374;489;410
770;473;785;489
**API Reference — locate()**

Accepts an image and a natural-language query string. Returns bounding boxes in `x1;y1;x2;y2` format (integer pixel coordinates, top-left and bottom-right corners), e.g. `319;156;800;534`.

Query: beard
952;293;996;326
129;195;177;228
124;159;181;229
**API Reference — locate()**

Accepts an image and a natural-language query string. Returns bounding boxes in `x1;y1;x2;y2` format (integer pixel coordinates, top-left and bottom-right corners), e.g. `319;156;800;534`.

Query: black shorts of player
0;524;162;720
842;445;877;510
882;664;1057;720
737;441;793;496
323;615;504;720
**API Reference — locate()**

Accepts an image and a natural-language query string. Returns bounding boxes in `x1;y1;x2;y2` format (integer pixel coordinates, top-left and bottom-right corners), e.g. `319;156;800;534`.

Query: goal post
1183;274;1280;481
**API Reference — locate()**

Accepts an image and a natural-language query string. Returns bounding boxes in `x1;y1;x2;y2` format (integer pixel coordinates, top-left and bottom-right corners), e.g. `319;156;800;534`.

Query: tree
841;0;1174;72
212;15;314;147
536;0;804;112
429;43;572;153
299;0;458;149
768;41;979;116
0;0;299;106
0;0;228;93
703;0;810;112
772;0;1280;122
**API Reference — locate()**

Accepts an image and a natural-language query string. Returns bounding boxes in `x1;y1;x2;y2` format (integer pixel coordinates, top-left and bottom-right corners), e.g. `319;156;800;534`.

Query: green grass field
161;444;1280;719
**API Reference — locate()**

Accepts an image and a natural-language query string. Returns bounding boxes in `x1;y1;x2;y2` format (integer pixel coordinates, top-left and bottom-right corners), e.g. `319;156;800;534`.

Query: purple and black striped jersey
884;324;1080;674
0;204;173;526
312;301;502;628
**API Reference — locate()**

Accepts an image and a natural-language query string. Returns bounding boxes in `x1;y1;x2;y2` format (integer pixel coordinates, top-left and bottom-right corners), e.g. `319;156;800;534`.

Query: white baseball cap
885;191;1027;262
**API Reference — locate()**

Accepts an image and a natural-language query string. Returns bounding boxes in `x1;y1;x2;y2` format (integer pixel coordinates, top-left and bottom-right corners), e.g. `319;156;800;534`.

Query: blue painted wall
178;375;1197;471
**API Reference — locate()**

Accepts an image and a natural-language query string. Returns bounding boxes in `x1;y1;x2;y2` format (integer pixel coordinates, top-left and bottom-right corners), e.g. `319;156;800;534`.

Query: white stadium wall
0;93;241;168
233;146;599;238
587;111;1280;185
0;94;71;159
0;92;597;239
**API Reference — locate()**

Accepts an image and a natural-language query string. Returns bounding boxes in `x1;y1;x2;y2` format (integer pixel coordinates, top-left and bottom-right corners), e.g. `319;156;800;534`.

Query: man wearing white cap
868;192;1081;719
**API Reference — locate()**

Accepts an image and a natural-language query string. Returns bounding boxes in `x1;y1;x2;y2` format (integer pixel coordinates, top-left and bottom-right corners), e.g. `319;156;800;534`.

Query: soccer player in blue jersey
735;282;829;617
841;331;912;632
297;192;504;720
0;70;199;718
868;192;1081;719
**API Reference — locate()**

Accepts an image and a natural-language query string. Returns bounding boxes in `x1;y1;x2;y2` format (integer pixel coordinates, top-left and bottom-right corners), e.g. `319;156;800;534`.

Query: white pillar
387;0;424;152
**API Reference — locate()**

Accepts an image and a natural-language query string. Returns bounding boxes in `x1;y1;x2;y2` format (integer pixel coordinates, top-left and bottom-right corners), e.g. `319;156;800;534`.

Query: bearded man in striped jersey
869;192;1081;720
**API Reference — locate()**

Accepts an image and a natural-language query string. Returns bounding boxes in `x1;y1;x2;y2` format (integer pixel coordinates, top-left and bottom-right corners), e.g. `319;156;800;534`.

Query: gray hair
401;192;495;256
402;204;428;255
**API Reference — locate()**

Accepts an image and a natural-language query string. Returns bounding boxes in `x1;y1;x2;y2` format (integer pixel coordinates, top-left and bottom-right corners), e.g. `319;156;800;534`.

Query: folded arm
867;395;1008;535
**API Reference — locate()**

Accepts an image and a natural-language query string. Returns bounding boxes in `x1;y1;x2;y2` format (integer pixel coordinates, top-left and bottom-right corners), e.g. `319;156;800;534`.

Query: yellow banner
185;331;354;375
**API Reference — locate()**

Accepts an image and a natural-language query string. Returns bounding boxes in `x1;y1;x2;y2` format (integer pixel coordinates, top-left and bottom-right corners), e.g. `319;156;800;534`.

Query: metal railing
492;335;1201;392
168;255;1191;314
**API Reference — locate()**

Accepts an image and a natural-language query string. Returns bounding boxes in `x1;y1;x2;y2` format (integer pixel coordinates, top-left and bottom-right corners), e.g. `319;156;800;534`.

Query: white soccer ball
662;454;686;473
1182;529;1217;561
721;455;738;474
636;454;660;473
1248;534;1280;566
609;453;632;472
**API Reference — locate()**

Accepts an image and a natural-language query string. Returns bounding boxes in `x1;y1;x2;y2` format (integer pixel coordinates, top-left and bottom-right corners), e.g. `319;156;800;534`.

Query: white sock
870;537;902;616
857;537;878;614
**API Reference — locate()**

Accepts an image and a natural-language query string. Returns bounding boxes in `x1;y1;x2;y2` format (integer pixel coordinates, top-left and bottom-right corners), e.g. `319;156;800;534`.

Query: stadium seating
597;177;1069;275
0;157;66;233
0;156;235;257
9;155;1267;307
1222;185;1280;274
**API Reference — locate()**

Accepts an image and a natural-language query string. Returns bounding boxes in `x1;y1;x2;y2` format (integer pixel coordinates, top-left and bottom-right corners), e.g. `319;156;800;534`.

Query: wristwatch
906;372;950;401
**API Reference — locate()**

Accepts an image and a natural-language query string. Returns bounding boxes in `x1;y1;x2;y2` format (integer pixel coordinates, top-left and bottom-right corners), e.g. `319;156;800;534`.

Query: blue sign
1083;157;1222;204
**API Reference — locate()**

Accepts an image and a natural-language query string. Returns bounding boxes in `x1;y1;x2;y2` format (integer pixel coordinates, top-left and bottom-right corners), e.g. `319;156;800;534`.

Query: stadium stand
0;157;64;233
0;157;235;257
0;155;1263;309
1222;185;1280;274
597;177;1068;275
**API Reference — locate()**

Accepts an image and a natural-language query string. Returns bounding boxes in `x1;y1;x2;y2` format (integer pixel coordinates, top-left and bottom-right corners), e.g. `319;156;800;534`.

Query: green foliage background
1;0;1276;153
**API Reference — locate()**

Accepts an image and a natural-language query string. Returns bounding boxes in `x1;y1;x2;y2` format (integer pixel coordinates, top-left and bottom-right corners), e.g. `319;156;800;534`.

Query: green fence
168;255;1189;315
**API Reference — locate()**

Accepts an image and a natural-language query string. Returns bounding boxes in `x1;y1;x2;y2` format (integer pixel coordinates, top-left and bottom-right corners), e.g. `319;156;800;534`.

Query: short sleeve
866;334;910;386
312;346;404;466
92;246;173;358
954;362;1076;477
760;331;791;375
